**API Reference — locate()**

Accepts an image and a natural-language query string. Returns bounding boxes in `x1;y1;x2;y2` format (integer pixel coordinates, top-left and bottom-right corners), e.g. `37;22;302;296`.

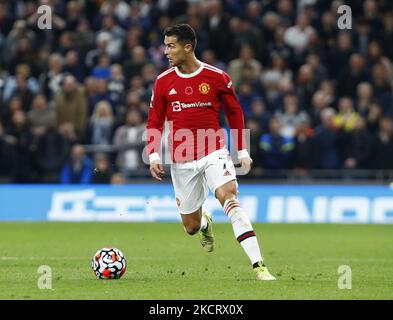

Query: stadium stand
0;0;392;183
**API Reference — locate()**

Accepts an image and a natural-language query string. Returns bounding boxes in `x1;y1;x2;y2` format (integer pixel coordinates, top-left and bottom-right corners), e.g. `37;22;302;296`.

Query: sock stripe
225;203;240;215
224;199;240;215
236;230;256;243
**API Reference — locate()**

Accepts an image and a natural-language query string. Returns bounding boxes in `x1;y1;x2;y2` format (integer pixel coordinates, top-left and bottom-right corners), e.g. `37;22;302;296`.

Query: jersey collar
175;60;204;78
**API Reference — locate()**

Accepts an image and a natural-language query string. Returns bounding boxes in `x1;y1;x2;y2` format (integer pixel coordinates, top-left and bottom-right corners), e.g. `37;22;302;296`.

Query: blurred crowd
0;0;392;183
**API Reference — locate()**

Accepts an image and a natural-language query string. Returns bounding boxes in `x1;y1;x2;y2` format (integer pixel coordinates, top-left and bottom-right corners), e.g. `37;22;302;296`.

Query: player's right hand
150;160;165;181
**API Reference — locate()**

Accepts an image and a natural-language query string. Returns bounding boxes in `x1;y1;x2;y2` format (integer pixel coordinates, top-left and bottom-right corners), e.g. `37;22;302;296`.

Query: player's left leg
204;149;275;280
215;181;275;280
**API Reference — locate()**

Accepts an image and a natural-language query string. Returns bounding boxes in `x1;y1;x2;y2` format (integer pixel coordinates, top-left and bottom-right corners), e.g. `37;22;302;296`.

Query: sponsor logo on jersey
176;197;181;207
172;101;181;112
171;101;212;112
169;88;177;95
223;170;231;176
227;80;232;88
185;87;193;95
199;82;210;94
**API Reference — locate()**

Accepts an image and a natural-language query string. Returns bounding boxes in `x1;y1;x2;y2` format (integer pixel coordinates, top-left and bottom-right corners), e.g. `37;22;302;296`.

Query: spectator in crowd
87;77;113;115
284;13;315;55
228;44;262;87
113;109;146;175
366;100;383;134
0;121;13;179
293;117;318;177
107;64;126;109
370;62;391;97
92;153;112;184
261;53;292;92
314;108;344;170
54;74;88;141
0;0;391;182
91;53;111;80
85;31;111;72
6;110;33;182
201;49;226;71
39;53;65;100
355;82;374;117
333;97;360;132
237;81;260;119
371;117;393;170
245;117;263;175
296;64;320;110
309;90;329;127
327;32;354;79
122;45;150;80
275;92;310;138
97;15;126;60
259;117;295;170
63;50;85;83
110;172;126;185
337;53;370;98
203;0;231;62
89;100;114;146
3;64;39;104
34;122;69;183
60;144;93;184
4;20;36;70
343;117;373;170
249;96;271;133
27;94;56;137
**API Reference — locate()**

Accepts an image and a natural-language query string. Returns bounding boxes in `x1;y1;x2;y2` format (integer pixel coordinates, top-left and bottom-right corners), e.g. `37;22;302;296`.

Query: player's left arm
220;72;253;174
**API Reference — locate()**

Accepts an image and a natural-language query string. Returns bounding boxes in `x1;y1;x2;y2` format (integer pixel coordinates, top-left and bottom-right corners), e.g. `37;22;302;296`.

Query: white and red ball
92;247;126;279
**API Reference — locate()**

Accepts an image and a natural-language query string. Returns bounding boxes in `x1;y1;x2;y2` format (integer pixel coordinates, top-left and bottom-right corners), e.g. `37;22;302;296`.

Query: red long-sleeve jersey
146;62;246;163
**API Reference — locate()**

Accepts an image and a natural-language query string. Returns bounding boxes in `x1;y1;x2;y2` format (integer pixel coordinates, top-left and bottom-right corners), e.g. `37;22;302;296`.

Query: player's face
164;36;188;67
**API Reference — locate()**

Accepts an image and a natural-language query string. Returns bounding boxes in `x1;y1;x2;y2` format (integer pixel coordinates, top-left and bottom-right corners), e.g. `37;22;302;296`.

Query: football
92;247;127;279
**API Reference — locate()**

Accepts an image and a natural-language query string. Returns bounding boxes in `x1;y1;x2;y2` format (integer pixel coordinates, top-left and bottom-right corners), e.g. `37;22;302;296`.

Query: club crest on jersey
199;83;210;94
185;87;193;95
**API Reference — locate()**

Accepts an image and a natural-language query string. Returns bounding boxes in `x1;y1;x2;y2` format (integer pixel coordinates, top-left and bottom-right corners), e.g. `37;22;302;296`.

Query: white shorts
170;149;237;214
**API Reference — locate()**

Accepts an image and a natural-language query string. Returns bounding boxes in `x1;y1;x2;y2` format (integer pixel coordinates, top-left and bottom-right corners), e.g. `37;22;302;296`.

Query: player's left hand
240;156;253;174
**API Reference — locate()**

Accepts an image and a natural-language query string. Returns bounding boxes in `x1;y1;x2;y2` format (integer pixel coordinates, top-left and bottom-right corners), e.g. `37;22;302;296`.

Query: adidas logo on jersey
223;170;231;176
169;88;177;95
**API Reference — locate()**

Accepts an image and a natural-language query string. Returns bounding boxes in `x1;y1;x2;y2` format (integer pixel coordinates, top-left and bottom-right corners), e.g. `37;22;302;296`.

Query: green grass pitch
0;222;392;299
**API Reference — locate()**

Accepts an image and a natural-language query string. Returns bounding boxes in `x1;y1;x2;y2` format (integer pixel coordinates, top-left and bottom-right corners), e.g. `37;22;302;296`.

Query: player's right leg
180;209;214;252
171;162;214;251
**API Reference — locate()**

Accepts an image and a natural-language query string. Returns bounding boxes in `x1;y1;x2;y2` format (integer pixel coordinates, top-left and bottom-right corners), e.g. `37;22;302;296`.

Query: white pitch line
0;256;83;260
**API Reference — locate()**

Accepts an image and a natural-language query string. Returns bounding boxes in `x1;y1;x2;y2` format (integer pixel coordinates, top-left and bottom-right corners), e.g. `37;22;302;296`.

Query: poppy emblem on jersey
199;83;210;94
185;87;193;95
176;197;181;207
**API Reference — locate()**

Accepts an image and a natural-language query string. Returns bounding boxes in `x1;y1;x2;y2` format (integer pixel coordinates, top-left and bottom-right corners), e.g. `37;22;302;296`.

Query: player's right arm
146;78;166;181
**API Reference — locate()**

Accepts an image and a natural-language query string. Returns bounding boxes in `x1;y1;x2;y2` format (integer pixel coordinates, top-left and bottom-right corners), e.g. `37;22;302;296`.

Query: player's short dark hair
164;24;197;50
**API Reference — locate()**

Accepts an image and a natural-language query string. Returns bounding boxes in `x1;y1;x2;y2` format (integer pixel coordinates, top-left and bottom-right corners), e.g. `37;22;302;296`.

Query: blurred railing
82;144;393;184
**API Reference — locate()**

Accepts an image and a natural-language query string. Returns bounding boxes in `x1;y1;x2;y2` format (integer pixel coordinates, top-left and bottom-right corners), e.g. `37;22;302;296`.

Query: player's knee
215;181;237;203
184;223;200;235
